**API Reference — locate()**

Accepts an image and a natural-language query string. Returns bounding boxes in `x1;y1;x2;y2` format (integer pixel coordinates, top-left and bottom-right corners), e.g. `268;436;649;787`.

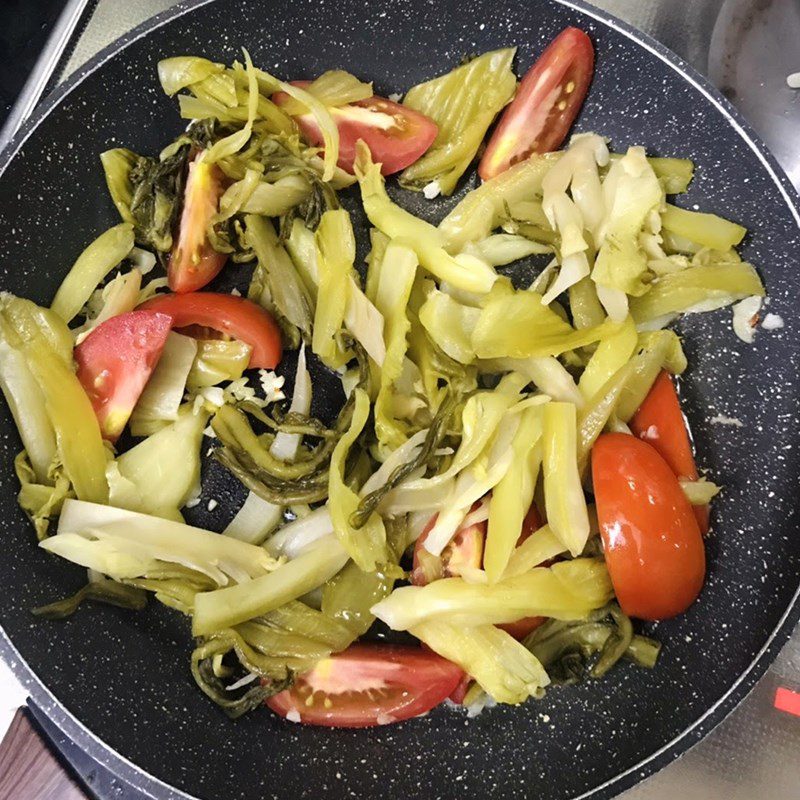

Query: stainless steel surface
10;0;800;797
0;0;92;150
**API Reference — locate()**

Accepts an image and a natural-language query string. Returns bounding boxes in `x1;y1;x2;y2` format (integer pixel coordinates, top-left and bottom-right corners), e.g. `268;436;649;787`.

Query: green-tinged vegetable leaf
373;241;418;456
192;535;349;635
524;604;660;684
33;577;147;619
279;69;373;115
645;156;694;194
50;224;134;323
158;56;222;96
355;143;497;293
15;451;73;539
246;214;314;347
542;402;591;557
569;276;607;330
329;388;388;571
630;263;765;323
592;146;662;304
187;339;252;389
466;234;552;266
113;404;209;519
471;287;620;360
484;405;543;582
372;558;612;630
661;204;745;251
0;295;108;504
400;49;517;195
419;289;480;364
410;620;549;705
439;154;559;251
503;524;568;579
578;315;638;400
130;333;198;436
312;209;354;368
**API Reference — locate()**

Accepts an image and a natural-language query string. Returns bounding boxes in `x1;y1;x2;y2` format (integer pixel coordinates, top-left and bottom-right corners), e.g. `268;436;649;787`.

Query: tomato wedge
273;83;438;175
265;644;463;727
168;153;228;293
74;310;172;441
411;510;485;586
630;371;710;534
497;504;547;640
478;27;594;180
138;292;281;369
592;433;705;620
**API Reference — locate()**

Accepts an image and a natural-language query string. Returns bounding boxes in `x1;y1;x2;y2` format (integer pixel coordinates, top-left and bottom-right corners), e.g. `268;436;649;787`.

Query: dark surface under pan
0;0;799;799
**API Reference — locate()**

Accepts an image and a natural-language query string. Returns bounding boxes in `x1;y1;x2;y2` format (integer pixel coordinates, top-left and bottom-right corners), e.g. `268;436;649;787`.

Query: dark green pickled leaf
33;579;147;620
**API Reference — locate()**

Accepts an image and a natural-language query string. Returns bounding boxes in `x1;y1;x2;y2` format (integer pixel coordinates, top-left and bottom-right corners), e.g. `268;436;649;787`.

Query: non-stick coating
0;1;799;799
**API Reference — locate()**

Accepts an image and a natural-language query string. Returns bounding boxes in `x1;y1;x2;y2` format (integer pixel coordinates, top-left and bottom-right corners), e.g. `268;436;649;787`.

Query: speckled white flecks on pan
0;1;799;800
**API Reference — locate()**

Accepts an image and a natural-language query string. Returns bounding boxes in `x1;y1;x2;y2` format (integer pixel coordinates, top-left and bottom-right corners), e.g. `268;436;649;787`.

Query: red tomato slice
138;292;281;369
478;27;594;180
266;644;463;727
168;153;228;293
74;310;172;441
273;83;438;175
630;371;710;534
592;433;706;621
497;504;546;640
410;511;485;586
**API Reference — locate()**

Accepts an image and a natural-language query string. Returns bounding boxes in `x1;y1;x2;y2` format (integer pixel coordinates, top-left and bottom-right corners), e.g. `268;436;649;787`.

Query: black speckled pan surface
0;1;799;798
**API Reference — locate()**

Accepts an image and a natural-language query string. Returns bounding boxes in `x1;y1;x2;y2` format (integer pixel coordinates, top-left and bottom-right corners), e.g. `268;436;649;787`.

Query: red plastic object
774;687;800;717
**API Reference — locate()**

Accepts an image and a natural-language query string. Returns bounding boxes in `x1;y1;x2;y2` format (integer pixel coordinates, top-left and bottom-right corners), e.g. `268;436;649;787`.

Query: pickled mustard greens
0;41;767;722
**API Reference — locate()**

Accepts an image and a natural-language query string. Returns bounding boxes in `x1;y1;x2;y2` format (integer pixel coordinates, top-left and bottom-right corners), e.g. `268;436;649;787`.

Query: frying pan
1;1;799;798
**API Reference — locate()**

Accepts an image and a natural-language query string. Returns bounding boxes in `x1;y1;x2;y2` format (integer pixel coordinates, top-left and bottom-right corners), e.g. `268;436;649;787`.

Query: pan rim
0;1;798;798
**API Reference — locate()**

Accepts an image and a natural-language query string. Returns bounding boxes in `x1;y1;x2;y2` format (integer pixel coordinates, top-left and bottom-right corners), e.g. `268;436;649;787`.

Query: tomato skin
478;27;594;180
266;644;463;728
74;310;172;441
168;154;228;293
592;433;706;621
630;371;710;534
139;292;282;369
273;83;438;175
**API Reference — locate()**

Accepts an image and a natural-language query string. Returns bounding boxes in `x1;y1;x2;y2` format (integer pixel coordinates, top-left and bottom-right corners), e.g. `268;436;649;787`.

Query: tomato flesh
411;512;485;586
592;433;705;620
266;644;463;727
74;310;172;441
479;27;594;180
630;371;710;533
138;292;282;369
168;154;228;293
273;83;438;175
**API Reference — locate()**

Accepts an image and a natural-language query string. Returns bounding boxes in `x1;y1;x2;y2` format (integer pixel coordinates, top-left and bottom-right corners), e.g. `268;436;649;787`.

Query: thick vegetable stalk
328;388;388;571
661;204;745;251
0;295;108;504
410;621;549;705
192;535;349;635
354;143;497;294
578;314;638;400
47;499;277;586
278;69;373;114
111;404;209;520
503;524;567;579
130;332;198;436
187;339;252;389
542;402;590;556
50;224;134;323
373;241;418;457
372;558;613;629
484;405;544;582
400;49;517;195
